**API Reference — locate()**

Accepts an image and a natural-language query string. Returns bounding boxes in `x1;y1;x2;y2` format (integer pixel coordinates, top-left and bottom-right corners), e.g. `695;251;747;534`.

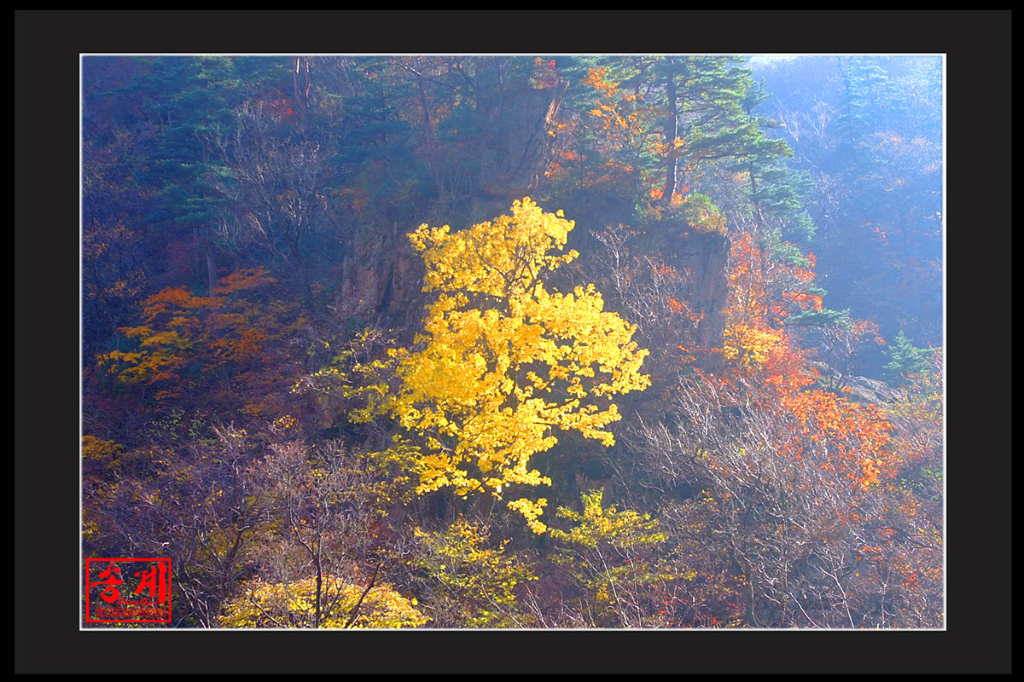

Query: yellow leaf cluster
551;488;667;551
394;199;650;531
549;489;672;624
722;323;785;368
218;574;428;628
413;517;536;626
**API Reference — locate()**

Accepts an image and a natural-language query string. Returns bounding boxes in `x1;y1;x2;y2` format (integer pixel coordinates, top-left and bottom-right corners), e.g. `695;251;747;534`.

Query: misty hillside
80;54;944;632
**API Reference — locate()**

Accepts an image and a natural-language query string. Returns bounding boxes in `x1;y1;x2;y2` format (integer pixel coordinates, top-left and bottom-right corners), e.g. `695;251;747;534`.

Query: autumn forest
80;54;945;630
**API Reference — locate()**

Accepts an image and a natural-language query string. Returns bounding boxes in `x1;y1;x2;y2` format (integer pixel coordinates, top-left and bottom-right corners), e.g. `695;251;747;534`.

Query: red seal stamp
85;558;172;624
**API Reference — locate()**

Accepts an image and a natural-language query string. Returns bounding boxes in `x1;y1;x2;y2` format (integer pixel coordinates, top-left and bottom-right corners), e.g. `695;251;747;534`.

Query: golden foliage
413;517;536;627
550;489;674;627
218;574;428;628
387;199;650;531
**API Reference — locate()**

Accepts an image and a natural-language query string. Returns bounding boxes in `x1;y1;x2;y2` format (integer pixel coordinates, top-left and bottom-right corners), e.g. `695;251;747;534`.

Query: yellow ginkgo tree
379;198;650;532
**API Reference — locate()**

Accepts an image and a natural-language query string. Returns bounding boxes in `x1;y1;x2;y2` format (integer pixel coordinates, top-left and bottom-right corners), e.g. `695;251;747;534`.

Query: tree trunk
412;59;446;205
286;230;316;313
661;71;679;207
314;542;323;628
205;226;218;295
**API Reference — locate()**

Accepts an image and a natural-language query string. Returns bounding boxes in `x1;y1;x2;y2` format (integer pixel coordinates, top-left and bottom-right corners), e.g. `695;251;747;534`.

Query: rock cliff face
337;84;568;338
336;83;730;355
668;227;731;358
467;83;567;225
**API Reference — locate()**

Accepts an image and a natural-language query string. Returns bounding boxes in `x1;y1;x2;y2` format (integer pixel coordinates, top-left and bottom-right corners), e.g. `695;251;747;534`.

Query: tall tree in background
140;57;253;296
207;94;336;313
753;55;943;355
548;56;789;218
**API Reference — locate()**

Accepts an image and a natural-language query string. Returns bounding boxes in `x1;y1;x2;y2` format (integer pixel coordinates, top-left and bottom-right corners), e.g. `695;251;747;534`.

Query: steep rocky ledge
337;82;730;357
666;226;731;357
